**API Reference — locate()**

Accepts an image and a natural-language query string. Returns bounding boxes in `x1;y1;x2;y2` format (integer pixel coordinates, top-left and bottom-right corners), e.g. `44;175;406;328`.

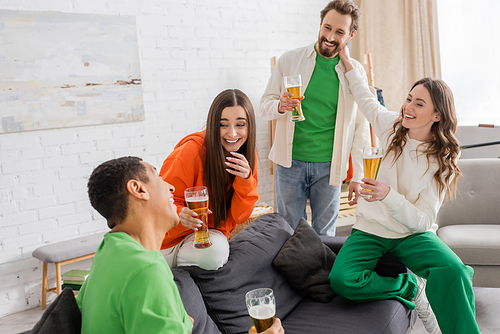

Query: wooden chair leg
55;262;62;295
41;262;48;310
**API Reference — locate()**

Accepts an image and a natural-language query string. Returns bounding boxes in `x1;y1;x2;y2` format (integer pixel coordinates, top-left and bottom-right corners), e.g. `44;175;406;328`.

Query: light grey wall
457;126;500;159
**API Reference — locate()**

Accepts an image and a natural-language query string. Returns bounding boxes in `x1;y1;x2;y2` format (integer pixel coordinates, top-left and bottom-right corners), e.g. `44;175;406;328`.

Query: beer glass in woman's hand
361;147;384;199
184;186;212;249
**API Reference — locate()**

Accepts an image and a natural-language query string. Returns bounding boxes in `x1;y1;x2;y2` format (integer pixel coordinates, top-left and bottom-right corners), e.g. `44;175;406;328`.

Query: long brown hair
204;89;256;228
385;78;461;200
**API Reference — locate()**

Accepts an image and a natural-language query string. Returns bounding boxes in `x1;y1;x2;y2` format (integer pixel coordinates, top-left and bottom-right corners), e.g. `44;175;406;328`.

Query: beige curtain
351;0;441;112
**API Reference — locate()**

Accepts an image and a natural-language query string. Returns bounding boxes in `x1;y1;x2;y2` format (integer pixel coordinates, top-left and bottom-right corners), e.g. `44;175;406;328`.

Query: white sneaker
413;276;440;334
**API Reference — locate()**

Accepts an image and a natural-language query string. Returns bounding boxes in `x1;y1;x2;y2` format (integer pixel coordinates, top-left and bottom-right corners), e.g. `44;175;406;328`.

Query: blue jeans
276;160;340;236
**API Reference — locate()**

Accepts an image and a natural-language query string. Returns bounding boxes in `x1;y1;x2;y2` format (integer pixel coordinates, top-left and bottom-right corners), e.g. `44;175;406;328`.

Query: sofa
173;213;412;334
436;158;500;288
22;212;412;334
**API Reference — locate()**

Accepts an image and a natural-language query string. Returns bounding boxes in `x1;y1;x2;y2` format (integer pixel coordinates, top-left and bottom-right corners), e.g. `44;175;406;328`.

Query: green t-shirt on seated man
292;51;340;162
76;232;193;334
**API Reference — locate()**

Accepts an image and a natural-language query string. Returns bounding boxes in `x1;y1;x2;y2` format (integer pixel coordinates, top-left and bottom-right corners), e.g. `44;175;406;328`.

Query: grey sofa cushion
172;269;222;334
282;295;411;334
31;288;81;334
436;158;500;229
181;213;303;334
438;225;500;265
272;218;337;302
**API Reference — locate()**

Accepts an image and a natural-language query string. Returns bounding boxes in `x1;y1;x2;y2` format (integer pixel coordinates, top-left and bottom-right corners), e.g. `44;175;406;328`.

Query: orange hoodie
159;130;259;249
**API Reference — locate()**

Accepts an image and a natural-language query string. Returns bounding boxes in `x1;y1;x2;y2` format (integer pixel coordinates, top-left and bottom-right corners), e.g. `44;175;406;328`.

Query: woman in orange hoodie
160;89;258;270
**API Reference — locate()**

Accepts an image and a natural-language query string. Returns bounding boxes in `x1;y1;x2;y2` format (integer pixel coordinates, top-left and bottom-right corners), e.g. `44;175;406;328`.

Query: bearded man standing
260;0;370;236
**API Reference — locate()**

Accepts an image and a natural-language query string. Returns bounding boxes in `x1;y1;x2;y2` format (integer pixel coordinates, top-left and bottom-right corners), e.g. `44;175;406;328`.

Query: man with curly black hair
77;156;193;333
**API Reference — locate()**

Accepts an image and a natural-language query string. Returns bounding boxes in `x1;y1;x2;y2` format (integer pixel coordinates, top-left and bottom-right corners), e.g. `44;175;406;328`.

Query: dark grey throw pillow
272;218;337;303
181;213;303;334
31;287;81;334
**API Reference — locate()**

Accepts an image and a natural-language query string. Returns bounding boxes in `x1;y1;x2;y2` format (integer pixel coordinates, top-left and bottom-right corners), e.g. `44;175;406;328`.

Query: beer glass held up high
361;147;384;199
284;74;305;122
184;186;213;249
245;288;276;333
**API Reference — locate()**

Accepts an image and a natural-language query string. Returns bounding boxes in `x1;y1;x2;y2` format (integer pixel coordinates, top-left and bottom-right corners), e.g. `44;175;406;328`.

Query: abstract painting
0;10;144;133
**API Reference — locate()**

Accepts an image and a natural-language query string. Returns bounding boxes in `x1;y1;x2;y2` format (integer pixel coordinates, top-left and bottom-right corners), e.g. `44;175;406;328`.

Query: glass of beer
284;74;305;122
245;288;276;333
184;186;212;249
361;147;384;198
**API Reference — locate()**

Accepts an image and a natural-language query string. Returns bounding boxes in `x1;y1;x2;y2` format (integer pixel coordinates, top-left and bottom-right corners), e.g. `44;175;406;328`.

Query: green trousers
329;229;480;334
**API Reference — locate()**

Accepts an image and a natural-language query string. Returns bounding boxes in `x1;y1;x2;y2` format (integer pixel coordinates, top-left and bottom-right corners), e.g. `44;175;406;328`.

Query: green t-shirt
292;51;340;162
76;232;193;334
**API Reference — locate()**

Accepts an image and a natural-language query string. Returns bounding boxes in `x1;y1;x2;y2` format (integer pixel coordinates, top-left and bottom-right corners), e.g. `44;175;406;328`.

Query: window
437;0;500;125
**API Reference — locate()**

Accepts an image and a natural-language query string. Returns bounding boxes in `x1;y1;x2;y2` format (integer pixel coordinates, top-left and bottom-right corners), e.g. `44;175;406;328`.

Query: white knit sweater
346;69;444;239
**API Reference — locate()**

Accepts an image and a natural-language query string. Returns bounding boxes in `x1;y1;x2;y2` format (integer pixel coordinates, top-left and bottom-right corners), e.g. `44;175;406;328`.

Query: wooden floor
1;287;499;333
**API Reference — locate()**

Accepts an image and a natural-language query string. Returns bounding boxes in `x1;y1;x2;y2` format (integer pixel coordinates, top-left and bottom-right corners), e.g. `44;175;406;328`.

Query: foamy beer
245;288;276;333
284;74;305;122
184;186;212;249
361;147;384;199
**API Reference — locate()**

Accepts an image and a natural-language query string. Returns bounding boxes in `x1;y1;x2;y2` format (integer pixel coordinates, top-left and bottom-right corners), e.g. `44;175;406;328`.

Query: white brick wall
0;0;325;317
